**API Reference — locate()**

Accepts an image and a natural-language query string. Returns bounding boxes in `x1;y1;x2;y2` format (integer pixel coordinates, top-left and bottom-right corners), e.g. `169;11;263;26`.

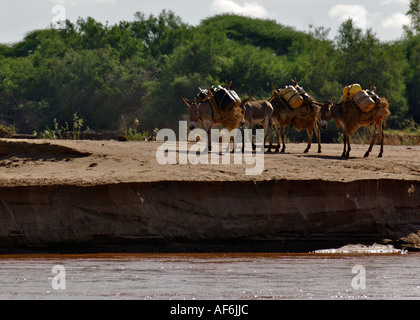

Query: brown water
0;251;419;300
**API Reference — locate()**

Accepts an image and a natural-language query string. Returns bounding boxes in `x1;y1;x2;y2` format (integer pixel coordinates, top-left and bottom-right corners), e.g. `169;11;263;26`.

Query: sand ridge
0;138;418;187
0;139;419;252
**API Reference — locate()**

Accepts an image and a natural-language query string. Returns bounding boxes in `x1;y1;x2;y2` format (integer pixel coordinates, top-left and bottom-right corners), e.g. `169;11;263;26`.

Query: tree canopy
0;9;419;134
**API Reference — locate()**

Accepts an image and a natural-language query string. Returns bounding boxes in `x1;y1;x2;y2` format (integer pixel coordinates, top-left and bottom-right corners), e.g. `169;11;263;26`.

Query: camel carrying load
195;82;245;131
339;83;391;135
319;82;391;158
269;79;322;153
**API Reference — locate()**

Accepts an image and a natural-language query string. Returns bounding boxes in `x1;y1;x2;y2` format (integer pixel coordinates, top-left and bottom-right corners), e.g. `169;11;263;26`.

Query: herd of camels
182;79;391;158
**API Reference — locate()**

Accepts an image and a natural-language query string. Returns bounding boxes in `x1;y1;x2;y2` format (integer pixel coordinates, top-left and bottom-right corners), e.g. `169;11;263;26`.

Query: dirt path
0;139;419;187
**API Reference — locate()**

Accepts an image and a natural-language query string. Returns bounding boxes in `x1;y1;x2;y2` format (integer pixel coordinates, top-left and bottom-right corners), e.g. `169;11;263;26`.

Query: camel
239;98;274;152
268;83;322;154
182;97;215;151
182;95;244;151
319;97;391;158
182;94;273;153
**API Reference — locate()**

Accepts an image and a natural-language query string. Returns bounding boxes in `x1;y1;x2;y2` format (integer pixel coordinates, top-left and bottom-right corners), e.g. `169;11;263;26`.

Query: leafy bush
0;10;418;137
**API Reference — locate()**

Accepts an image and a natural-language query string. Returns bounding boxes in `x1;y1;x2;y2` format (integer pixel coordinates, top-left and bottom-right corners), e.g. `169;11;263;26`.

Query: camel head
319;100;334;129
370;82;377;92
270;83;283;100
182;97;200;130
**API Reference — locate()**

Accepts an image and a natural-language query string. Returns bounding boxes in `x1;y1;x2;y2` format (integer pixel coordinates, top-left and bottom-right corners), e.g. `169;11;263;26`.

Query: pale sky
0;0;412;44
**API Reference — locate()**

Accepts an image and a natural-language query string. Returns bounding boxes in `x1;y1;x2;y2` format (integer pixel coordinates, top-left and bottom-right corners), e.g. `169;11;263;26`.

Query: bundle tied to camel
271;87;320;128
341;97;391;135
204;86;244;131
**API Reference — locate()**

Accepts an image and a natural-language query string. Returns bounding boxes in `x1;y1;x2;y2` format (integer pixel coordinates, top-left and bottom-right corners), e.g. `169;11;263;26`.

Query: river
0;249;419;300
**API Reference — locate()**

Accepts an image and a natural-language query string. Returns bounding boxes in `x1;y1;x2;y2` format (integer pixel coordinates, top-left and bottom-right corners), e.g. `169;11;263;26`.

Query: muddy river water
0;249;419;300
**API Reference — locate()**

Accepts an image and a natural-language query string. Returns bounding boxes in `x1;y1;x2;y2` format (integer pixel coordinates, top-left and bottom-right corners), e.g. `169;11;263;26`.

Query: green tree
0;44;10;56
223;43;288;98
201;14;308;56
335;19;378;86
334;19;408;116
1;11;416;134
289;26;341;102
131;10;189;58
403;0;420;123
404;35;420;122
141;25;226;130
404;0;420;36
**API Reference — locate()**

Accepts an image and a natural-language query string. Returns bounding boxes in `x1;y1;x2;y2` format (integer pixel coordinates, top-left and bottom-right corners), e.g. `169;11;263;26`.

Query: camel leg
267;123;273;153
229;128;240;154
230;130;236;154
207;131;212;152
264;133;270;152
264;119;272;153
378;123;384;158
241;125;245;153
280;124;286;153
265;130;271;153
314;125;322;153
235;128;243;153
274;124;281;153
243;124;254;153
346;135;351;157
251;123;256;152
364;124;377;158
304;129;312;153
270;120;281;153
205;121;213;153
342;133;347;157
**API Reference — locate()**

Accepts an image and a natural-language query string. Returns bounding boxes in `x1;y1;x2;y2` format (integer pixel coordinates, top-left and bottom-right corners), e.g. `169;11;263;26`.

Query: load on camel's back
319;83;391;158
194;81;245;132
182;81;274;153
182;81;246;152
268;78;322;154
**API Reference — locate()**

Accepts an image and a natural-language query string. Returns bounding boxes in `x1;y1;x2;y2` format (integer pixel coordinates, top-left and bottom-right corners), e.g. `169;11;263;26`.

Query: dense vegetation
0;4;419;138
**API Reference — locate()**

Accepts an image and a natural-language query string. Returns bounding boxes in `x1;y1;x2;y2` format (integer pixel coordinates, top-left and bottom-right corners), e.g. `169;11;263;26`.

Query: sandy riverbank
0;139;419;253
0;139;418;186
